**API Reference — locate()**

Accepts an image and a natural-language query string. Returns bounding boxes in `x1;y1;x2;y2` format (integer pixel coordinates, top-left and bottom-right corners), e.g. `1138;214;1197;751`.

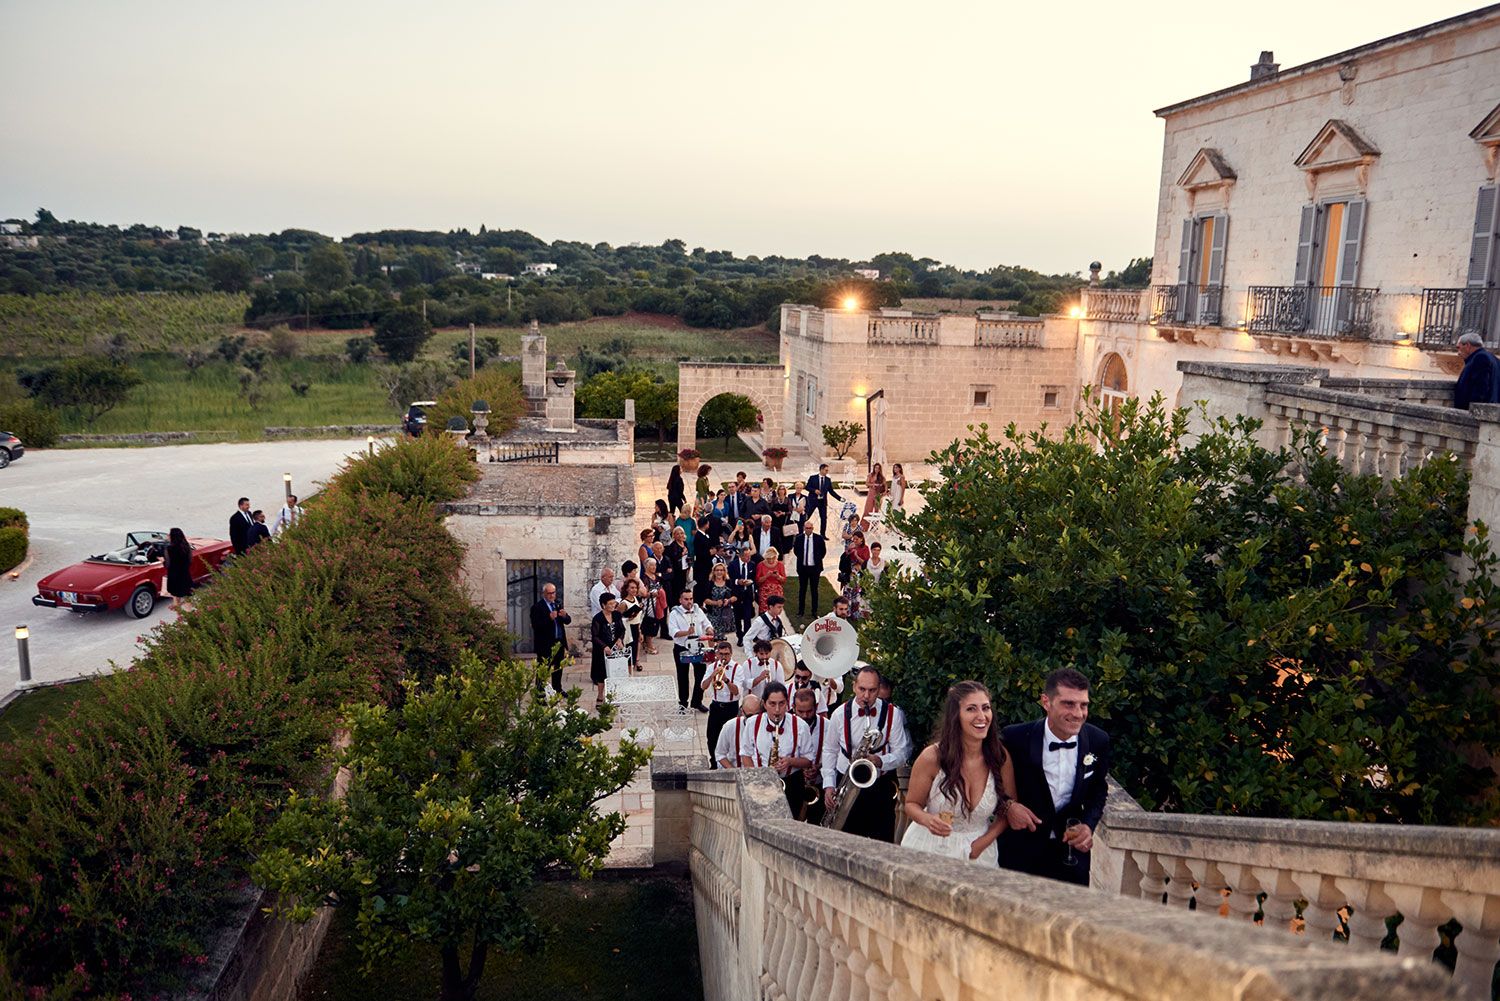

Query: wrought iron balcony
1246;285;1378;340
1417;287;1497;348
1150;284;1224;326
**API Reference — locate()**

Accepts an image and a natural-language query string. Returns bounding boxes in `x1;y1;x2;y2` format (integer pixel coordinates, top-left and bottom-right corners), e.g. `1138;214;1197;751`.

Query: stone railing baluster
1334;877;1398;951
1291;871;1349;943
795;895;822;999
1441;889;1500;1001
1184;859;1229;916
1382;884;1449;966
1165;856;1197;910
1250;867;1303;933
1223;865;1265;923
1138;851;1170;905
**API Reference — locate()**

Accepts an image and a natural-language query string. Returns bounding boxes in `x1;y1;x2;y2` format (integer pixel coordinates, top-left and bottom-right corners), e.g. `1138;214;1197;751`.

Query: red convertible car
33;531;234;618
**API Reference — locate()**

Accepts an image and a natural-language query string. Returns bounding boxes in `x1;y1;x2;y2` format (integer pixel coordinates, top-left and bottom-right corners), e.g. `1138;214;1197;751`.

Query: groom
998;668;1109;886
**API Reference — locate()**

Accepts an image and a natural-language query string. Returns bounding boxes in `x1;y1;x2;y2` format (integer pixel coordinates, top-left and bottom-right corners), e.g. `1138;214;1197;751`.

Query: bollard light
15;624;31;686
282;472;293;500
366;434;375;456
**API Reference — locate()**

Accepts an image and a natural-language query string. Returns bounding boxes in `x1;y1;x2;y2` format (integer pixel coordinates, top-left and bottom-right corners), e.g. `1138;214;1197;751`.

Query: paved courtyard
0;440;370;687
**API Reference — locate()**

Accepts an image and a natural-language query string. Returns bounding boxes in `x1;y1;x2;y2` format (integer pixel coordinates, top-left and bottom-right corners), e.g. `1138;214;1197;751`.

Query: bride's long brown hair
935;680;1006;816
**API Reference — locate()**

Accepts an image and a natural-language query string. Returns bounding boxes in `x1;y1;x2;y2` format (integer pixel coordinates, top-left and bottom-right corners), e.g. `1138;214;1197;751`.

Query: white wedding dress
898;770;999;865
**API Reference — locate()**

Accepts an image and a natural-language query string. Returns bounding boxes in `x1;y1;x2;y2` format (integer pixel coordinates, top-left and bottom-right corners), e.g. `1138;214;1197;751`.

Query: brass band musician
713;695;762;769
820;665;910;842
791;687;829;823
701;640;747;768
740;682;817;814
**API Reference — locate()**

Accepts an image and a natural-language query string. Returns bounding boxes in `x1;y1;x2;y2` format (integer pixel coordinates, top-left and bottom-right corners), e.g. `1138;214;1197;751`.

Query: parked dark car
402;400;435;437
0;431;23;468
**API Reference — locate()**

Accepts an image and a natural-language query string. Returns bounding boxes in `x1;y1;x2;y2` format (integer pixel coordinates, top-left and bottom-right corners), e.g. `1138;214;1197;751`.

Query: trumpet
711;664;728;692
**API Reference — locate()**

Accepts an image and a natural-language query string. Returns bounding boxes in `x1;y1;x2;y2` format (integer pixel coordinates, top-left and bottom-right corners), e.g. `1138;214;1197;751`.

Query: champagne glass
937;810;954;835
1063;818;1082;866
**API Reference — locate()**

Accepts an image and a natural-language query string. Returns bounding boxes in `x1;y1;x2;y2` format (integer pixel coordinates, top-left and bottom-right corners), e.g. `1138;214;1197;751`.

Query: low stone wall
262;424;400;439
182;884;336;1001
652;760;1454;1001
57;431;205;445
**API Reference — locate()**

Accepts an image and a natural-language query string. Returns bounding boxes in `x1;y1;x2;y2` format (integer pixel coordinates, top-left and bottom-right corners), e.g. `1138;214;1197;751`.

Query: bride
899;680;1016;865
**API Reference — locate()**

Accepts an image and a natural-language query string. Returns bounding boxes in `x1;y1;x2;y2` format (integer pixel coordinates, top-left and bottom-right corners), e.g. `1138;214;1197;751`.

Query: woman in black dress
666;464;686;517
164;527;194;611
590;593;624;711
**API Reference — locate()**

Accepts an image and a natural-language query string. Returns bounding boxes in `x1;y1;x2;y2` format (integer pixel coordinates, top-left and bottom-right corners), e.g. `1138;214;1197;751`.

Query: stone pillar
1467;403;1500;539
521;320;547;416
545;361;576;432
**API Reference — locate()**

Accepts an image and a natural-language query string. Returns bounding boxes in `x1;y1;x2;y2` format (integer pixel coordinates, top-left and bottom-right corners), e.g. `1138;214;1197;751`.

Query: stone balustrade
868;315;940;344
1264;383;1479;480
1093;799;1500;1000
1083;287;1150;322
974;315;1043;347
653;757;1454;1001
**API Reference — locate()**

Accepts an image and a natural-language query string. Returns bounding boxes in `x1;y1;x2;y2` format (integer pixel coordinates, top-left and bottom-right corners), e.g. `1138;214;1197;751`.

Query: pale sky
0;0;1482;273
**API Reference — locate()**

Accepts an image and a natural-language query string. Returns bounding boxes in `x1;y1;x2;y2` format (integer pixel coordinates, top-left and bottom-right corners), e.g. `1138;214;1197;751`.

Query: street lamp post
283;473;293;501
15;625;31;686
366;435;375;456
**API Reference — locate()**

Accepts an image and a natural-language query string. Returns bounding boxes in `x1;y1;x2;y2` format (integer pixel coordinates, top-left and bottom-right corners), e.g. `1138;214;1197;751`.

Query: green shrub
0;525;25;572
863;394;1500;825
0;507;25;531
0;441;508;997
0;402;59;448
425;367;527;445
326;432;480;506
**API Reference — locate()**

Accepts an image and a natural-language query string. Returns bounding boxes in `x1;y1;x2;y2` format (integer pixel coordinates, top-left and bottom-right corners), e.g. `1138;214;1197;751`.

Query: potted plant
762;446;788;471
676;447;701;475
821;420;863;476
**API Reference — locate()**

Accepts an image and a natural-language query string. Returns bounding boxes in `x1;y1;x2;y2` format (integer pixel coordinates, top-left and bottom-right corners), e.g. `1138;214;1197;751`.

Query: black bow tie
768;722;783;734
1049;740;1077;751
858;707;877;717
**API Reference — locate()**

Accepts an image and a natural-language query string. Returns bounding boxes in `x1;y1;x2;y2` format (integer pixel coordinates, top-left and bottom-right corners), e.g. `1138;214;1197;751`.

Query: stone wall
262;425;400;439
652;761;1454;1001
780;306;1078;462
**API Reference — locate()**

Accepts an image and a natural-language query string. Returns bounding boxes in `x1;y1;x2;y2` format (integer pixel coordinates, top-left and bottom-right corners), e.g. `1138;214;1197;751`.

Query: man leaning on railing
1453;331;1500;410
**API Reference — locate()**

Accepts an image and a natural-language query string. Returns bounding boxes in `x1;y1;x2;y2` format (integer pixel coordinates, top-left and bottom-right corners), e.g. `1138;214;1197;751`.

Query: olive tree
253;654;651;1001
863;393;1499;825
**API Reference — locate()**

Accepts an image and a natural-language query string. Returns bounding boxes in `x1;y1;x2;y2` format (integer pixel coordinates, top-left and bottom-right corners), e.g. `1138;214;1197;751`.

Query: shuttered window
1292;200;1365;288
1469;184;1500;290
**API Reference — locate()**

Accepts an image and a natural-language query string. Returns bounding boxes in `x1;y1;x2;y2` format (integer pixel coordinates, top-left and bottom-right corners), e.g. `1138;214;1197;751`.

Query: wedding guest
862;462;886;519
666;462;686;516
248;510;271;548
714;695;762;769
866;542;888;582
617;578;645;673
703;563;737;640
529;582;572;695
589;593;625;711
726;545;757;643
695;463;714;507
588;567;617;617
652;499;673;541
900;681;1016;864
756;546;787;613
272;495;299;535
998;668;1110;886
821;667;910;842
887;463;908;513
164;527;194;611
793;520;826;617
638;528;655;572
641;559;664;655
806;463;843;534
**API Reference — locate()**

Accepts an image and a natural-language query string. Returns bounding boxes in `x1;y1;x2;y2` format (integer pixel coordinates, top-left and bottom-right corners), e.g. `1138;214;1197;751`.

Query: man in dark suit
691;518;717;602
745;485;771;525
792;520;826;616
998;668;1110;886
228;497;254;555
529;582;572;694
726;549;756;643
805;464;843;534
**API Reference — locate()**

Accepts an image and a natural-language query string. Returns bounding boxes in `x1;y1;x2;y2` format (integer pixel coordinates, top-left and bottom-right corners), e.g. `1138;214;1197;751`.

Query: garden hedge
0;402;59;449
0;436;499;997
0;508;27;573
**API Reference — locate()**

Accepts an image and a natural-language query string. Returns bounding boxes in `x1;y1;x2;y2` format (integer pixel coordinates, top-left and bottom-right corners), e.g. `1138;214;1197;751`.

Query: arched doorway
677;363;785;453
1098;353;1130;420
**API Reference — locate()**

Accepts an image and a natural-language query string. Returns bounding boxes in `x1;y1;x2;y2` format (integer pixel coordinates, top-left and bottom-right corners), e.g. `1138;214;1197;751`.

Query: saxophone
768;733;781;771
823;726;881;830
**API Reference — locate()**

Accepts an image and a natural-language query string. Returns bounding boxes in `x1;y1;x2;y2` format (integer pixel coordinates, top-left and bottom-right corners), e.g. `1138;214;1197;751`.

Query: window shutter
1177;220;1193;286
1206;213;1229;286
1337;199;1366;288
1467;185;1499;288
1293;205;1319;285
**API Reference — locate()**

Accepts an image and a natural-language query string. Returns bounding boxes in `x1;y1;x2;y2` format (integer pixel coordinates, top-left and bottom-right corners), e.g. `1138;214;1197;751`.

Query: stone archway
1098;352;1130;419
677;362;786;452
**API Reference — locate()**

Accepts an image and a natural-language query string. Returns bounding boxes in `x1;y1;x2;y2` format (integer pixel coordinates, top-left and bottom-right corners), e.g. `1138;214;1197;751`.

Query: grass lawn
635;437;759;464
299;875;702;1001
6;313;778;442
0;679;98;743
786;577;843;633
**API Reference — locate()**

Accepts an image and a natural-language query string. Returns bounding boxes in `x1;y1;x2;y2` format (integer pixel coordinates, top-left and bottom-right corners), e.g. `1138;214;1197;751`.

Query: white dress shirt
715;716;750;767
820;699;910;789
740;711;817;767
742;611;788;650
1042;721;1079;811
757;528;775;554
666;604;712;650
789;679;830;715
742;656;787;699
702;659;749;703
273;504;298;535
588;581;616;618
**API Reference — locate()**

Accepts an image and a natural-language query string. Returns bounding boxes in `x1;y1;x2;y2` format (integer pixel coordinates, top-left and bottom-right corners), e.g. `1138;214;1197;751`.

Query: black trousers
534;641;566;695
998;829;1091;886
731;589;754;641
705;700;738;768
674;646;707;708
797;570;820;615
838;771;898;843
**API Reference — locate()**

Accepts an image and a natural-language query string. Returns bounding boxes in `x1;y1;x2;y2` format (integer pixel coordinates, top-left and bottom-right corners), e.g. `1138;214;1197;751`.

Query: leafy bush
267;324;300;359
0;526;25;572
379;358;459;410
17;356;142;427
0;438;507;997
345;335;374;364
425;368;527;444
373;306;433;362
325;431;481;506
863;395;1500;825
0;402;59;447
821;420;862;459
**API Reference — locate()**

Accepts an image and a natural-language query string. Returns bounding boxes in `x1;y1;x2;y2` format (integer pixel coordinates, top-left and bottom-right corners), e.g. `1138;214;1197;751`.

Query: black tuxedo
691;532;716;601
529;598;571;693
792;531;827;616
723;489;746;526
806;474;843;533
228;509;253;554
998;719;1110;886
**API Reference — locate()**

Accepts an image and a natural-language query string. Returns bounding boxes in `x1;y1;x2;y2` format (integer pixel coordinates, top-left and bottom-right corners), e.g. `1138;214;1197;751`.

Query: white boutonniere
1083;753;1096;767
